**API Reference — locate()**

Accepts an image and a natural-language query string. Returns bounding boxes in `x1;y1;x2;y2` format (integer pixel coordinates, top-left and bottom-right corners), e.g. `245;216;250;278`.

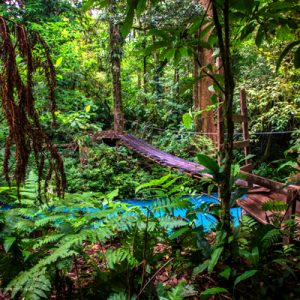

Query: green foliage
200;287;228;300
276;40;300;73
1;172;300;299
1;0;300;298
233;269;257;287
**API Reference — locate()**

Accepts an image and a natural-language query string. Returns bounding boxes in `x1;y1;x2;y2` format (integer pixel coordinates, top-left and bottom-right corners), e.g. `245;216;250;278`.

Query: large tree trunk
109;0;124;133
193;0;216;143
212;0;235;246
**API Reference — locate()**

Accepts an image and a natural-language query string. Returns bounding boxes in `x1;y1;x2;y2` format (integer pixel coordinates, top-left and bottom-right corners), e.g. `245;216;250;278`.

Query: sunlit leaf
182;112;193;129
85;105;91;113
55;57;63;67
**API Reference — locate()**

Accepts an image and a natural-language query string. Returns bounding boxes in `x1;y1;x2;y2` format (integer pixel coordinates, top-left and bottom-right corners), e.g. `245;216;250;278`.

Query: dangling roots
0;16;66;200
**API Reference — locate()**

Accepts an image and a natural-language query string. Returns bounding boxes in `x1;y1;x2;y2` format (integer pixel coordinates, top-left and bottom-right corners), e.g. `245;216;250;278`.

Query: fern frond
7;267;51;300
32;233;65;250
159;216;189;229
261;228;282;249
34;214;72;227
262;200;288;212
106;247;138;269
241;215;257;229
107;292;128;300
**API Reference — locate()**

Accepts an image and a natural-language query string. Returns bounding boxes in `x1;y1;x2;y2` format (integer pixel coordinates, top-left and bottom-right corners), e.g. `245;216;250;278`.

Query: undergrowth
0;173;299;299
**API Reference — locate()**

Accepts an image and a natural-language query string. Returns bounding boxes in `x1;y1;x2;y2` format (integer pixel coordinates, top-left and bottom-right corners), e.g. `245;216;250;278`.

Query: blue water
122;194;242;231
1;194;243;231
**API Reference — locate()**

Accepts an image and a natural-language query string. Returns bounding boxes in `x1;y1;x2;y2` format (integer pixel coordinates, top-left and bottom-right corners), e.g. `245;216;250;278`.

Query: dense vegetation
0;0;299;299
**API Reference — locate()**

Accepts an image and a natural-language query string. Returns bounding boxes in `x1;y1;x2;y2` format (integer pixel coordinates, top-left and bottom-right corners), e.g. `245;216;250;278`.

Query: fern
261;228;282;249
7;267;51;300
167;282;185;300
262;200;288;212
106;247;138;269
241;215;257;229
32;233;65;250
159;215;189;230
34;214;72;228
108;292;130;300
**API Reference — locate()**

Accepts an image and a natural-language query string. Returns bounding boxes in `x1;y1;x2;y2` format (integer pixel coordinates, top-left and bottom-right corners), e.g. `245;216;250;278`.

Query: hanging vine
0;16;66;200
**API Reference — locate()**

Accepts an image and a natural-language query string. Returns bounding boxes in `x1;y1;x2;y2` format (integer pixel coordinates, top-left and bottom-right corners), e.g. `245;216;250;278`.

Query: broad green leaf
164;48;176;61
207;184;214;195
148;28;170;40
179;47;188;57
169;226;189;240
200;287;228;300
4;236;16;252
135;174;171;193
255;26;264;47
145;41;170;55
208;246;223;274
55;57;63;67
136;0;147;18
121;7;135;37
197;154;219;176
82;0;95;11
210;94;218;105
240;21;256;40
85;105;91;113
193;260;209;276
199;23;214;40
234;270;257;287
276;40;300;73
267;1;299;12
219;267;231;279
83;0;108;10
105;189;119;202
188;16;206;34
182;113;192;129
277;160;295;171
251;247;259;266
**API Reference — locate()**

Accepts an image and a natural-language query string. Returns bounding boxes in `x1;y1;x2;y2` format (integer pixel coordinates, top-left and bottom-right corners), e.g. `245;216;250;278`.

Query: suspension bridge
91;130;300;225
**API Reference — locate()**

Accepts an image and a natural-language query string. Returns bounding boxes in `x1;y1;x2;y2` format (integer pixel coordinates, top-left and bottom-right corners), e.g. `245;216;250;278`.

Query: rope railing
124;119;299;137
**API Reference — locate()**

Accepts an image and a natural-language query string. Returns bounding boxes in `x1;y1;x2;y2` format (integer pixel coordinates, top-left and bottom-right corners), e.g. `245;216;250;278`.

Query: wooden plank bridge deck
92;131;300;225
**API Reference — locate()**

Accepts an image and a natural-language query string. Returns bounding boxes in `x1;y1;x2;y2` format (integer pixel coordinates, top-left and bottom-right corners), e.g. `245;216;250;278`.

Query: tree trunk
193;0;216;143
109;0;124;133
212;0;235;244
